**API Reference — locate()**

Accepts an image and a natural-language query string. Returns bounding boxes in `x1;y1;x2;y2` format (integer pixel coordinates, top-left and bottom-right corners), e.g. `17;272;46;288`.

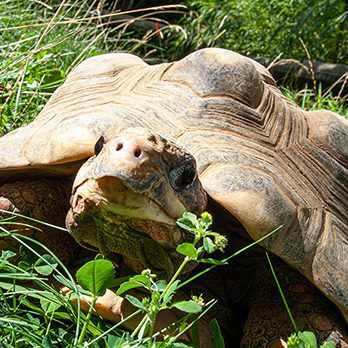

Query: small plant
287;331;335;348
1;210;335;347
70;212;227;347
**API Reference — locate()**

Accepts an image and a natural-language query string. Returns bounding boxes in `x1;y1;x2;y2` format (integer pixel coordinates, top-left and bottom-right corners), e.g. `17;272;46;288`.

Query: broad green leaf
297;331;317;348
176;219;196;231
41;335;54;348
20;242;41;264
176;243;197;258
183;212;198;223
34;254;58;276
172;300;202;313
176;212;198;231
210;319;225;348
198;258;228;265
107;334;125;347
40;293;62;313
153;279;167;292
203;237;215;253
116;281;144;296
125;294;146;311
129;275;151;288
76;259;115;297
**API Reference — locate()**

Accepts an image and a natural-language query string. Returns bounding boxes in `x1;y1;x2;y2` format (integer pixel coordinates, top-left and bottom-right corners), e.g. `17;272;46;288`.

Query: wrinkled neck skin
66;128;208;278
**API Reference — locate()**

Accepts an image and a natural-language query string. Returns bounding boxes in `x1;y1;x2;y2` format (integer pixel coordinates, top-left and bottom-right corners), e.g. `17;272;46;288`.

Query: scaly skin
0;179;81;264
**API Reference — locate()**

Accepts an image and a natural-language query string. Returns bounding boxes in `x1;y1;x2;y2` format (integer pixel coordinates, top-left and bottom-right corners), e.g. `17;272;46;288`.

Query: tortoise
0;48;347;346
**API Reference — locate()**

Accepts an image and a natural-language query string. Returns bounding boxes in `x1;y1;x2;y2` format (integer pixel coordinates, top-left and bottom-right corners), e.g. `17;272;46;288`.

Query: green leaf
183;212;198;223
203;237;215;253
107;334;126;347
34;254;58;276
176;219;196;232
198;258;228;265
116;281;145;296
54;274;75;289
154;279;167;292
76;259;115;297
320;342;335;348
40;293;62;313
297;331;317;348
288;331;318;348
18;261;32;271
162;280;180;304
129;275;151;288
176;243;197;258
20;243;40;265
41;335;54;348
125;294;146;311
1;249;16;260
172;300;202;313
210;319;225;348
176;212;198;231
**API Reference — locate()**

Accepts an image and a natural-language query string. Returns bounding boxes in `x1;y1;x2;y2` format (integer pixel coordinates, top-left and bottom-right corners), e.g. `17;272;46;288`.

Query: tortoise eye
169;161;197;190
94;136;105;156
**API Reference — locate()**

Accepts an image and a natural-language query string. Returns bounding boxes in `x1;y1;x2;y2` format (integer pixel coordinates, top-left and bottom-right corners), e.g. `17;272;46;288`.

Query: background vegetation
1;0;347;136
165;0;348;63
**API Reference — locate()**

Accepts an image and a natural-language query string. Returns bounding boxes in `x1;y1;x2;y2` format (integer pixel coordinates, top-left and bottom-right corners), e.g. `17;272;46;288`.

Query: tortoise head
66;127;207;277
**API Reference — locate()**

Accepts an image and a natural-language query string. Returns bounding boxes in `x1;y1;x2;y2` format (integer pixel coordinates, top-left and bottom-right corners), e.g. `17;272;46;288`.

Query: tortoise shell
0;48;346;319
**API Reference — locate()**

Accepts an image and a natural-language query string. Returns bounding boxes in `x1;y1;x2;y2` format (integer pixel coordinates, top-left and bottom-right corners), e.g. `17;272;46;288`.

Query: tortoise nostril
116;142;123;151
134;146;142;158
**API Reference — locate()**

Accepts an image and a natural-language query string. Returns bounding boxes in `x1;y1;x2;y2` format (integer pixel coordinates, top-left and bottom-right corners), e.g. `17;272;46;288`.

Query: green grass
164;0;348;64
0;212;228;347
0;0;183;135
282;84;348;119
1;0;346;137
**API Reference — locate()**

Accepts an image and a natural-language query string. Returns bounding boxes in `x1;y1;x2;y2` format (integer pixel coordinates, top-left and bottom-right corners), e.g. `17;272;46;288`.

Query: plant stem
148;318;154;348
131;313;149;338
266;252;298;333
160;257;189;300
77;295;97;345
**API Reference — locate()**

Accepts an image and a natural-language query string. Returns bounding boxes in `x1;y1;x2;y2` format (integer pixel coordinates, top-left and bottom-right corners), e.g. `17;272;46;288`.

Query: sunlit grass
0;0;184;135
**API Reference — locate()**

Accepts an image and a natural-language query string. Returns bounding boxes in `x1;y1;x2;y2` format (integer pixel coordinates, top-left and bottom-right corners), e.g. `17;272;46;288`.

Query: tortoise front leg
0;178;81;264
62;287;213;347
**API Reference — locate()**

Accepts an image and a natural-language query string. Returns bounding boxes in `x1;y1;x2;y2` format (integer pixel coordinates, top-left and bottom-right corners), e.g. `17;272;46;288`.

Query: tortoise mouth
67;176;191;276
70;176;185;248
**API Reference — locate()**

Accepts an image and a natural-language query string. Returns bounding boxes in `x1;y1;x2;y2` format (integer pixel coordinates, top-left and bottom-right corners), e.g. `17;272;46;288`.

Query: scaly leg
0;178;81;264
